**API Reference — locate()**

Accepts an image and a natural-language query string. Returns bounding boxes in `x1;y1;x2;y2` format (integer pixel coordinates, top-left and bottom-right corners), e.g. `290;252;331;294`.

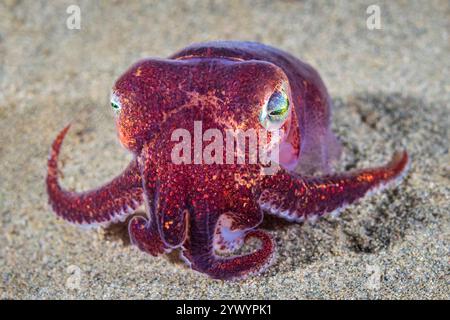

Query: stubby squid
47;41;409;280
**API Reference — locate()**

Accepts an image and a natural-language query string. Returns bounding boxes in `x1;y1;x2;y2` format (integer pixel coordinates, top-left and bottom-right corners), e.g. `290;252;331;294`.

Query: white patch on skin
213;214;246;254
221;227;245;244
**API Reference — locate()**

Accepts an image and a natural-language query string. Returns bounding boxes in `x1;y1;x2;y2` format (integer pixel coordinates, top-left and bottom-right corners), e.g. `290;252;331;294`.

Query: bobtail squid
47;41;409;280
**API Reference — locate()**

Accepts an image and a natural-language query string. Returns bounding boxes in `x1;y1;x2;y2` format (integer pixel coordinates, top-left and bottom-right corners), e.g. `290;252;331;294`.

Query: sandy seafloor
0;0;449;299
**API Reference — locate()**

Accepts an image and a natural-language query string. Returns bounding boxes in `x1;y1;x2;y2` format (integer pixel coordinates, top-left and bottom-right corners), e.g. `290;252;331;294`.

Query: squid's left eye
111;102;120;110
110;100;121;114
260;89;290;130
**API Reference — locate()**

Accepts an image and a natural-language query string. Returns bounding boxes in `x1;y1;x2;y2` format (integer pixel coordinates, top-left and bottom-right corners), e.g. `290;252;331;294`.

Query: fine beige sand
1;0;449;299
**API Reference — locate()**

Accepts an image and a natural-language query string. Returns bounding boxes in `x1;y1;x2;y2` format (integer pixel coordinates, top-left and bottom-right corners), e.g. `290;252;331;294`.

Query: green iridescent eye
110;94;121;114
267;90;289;120
260;89;290;130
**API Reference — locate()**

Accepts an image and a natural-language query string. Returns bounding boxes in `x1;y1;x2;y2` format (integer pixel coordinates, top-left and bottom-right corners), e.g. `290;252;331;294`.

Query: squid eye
110;96;121;114
260;89;290;130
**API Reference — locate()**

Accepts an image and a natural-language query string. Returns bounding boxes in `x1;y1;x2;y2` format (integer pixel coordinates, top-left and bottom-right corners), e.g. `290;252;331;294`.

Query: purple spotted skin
47;41;409;280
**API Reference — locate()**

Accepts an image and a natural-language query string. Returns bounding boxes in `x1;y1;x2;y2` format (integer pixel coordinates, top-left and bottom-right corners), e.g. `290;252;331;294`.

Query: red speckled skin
47;41;409;280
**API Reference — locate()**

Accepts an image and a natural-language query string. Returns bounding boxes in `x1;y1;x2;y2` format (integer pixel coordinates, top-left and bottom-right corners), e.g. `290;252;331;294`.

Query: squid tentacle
181;204;275;280
127;177;170;256
156;182;190;249
128;215;166;256
259;150;410;222
46;125;144;226
136;144;190;249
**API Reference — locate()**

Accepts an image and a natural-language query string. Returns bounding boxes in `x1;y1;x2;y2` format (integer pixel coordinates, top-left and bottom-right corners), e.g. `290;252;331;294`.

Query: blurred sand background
0;0;449;299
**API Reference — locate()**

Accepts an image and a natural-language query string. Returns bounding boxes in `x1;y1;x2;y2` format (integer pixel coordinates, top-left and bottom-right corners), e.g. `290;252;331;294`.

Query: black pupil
111;102;118;109
269;109;284;116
